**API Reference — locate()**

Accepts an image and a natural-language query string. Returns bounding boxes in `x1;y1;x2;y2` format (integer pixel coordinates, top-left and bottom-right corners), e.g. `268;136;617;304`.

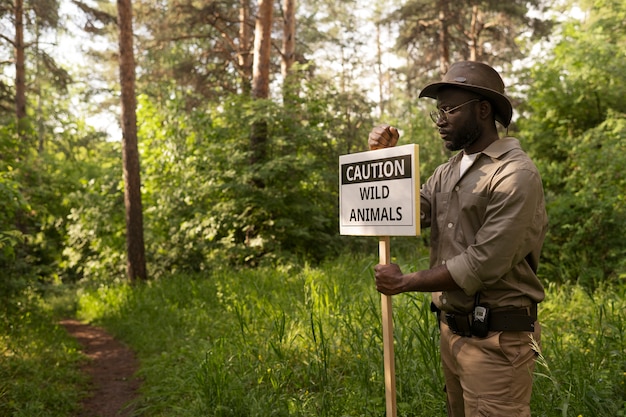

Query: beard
443;110;481;152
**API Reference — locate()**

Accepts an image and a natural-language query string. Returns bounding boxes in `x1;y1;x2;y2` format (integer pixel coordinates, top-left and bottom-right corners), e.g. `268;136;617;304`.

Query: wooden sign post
339;144;420;417
379;235;396;417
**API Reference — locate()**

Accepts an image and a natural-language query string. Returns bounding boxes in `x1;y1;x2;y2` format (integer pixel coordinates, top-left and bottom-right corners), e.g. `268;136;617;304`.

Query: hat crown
419;60;513;127
443;61;505;94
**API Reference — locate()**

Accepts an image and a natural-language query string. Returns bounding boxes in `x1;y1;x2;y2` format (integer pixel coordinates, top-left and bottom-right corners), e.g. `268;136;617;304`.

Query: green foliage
133;74;375;275
0;126;67;294
518;0;626;285
62;141;127;283
539;113;626;286
0;290;87;417
520;15;626;167
0;78;121;288
0;129;31;297
72;255;626;416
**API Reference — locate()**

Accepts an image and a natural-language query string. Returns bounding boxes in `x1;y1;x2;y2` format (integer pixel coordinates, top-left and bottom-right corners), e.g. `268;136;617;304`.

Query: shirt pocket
456;192;488;245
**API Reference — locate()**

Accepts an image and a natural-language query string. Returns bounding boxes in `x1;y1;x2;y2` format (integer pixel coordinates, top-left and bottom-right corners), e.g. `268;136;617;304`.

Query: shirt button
447;222;453;228
455;186;460;191
441;260;446;265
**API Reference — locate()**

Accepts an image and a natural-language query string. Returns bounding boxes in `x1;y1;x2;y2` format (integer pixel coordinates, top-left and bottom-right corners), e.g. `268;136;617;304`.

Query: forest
1;0;625;416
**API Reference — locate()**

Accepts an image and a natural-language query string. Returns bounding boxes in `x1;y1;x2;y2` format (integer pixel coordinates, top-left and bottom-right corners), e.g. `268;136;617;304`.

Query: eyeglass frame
429;98;481;124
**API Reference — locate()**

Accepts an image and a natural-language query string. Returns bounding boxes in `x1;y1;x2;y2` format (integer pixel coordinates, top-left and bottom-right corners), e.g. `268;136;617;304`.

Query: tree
14;0;26;136
238;0;253;94
130;0;257;107
387;0;552;83
281;0;296;76
0;0;64;142
117;0;147;281
249;0;273;182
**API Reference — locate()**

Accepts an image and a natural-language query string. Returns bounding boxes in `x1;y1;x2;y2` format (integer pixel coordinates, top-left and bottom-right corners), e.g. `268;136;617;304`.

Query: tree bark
251;0;273;101
438;0;450;75
14;0;27;139
281;0;296;103
117;0;147;281
469;5;479;61
376;22;385;117
281;0;296;80
250;0;273;179
238;0;253;94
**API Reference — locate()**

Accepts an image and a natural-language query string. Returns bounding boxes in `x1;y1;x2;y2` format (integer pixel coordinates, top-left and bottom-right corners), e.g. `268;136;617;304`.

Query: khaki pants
440;321;541;417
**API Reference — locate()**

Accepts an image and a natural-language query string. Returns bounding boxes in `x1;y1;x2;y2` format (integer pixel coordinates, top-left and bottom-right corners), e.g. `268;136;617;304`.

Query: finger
368;138;383;150
378;125;398;146
368;129;386;150
376;125;399;142
387;126;399;146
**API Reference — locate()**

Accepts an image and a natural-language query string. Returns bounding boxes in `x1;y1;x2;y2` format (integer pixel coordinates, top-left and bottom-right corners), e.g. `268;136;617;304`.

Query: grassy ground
0;287;87;417
2;252;625;416
76;254;625;417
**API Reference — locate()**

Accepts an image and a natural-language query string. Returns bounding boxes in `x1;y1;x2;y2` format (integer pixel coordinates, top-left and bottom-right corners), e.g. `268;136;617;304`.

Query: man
368;61;548;417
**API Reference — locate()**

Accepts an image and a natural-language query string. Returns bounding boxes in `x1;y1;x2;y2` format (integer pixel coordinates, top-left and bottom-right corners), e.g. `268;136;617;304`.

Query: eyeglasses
429;99;480;124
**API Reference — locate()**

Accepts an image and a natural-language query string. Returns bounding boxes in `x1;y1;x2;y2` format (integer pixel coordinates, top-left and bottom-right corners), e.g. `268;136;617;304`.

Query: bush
538;113;626;286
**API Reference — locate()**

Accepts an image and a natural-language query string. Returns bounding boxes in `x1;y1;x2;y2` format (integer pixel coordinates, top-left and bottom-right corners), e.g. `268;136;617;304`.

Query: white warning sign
339;144;420;236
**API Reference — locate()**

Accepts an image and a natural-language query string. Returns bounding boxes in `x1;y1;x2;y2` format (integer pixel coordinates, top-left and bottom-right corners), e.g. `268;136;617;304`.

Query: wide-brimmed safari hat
419;61;513;127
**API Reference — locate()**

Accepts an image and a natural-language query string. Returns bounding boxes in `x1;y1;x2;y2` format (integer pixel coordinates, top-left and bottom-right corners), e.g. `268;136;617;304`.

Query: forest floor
60;319;141;417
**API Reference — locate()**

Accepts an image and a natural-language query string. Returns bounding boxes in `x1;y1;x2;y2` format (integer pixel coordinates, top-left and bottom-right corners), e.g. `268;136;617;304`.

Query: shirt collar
481;137;521;159
451;137;521;163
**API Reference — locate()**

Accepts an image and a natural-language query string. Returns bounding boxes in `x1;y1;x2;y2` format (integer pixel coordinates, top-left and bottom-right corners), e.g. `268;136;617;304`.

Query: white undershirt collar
460;151;479;177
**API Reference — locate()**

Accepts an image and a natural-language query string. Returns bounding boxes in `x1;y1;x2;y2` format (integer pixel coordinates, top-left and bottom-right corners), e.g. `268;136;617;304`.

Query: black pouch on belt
470;293;489;338
444;313;472;337
471;305;490;338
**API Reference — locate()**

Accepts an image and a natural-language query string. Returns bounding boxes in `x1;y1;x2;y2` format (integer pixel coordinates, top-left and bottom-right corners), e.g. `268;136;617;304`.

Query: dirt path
60;319;141;417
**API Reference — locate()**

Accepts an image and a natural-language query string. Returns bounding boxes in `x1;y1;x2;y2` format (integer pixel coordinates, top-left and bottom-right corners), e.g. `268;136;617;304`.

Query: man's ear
479;100;493;121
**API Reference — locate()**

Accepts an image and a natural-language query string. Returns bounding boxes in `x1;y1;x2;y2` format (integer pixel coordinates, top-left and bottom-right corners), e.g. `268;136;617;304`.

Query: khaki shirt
421;137;548;313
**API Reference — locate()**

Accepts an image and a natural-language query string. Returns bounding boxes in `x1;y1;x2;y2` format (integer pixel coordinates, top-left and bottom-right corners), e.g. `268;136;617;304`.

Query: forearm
374;263;462;295
403;264;461;292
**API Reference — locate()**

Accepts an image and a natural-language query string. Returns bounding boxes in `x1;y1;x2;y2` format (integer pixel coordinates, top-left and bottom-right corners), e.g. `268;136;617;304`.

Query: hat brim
419;81;513;127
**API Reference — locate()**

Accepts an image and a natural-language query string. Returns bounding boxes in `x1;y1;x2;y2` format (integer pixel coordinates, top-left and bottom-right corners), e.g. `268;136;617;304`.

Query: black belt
436;304;537;337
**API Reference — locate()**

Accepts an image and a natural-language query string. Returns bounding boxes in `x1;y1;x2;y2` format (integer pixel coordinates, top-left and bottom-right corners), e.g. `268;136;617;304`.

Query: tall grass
531;283;626;417
0;287;87;417
3;252;623;416
75;254;443;416
75;253;626;416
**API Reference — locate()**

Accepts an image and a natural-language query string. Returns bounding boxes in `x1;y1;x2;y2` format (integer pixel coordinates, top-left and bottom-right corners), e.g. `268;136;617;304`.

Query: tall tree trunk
281;0;296;99
250;0;273;185
117;0;147;282
14;0;27;139
469;5;479;61
438;0;450;75
238;0;253;94
34;20;45;153
376;22;385;117
251;0;273;101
